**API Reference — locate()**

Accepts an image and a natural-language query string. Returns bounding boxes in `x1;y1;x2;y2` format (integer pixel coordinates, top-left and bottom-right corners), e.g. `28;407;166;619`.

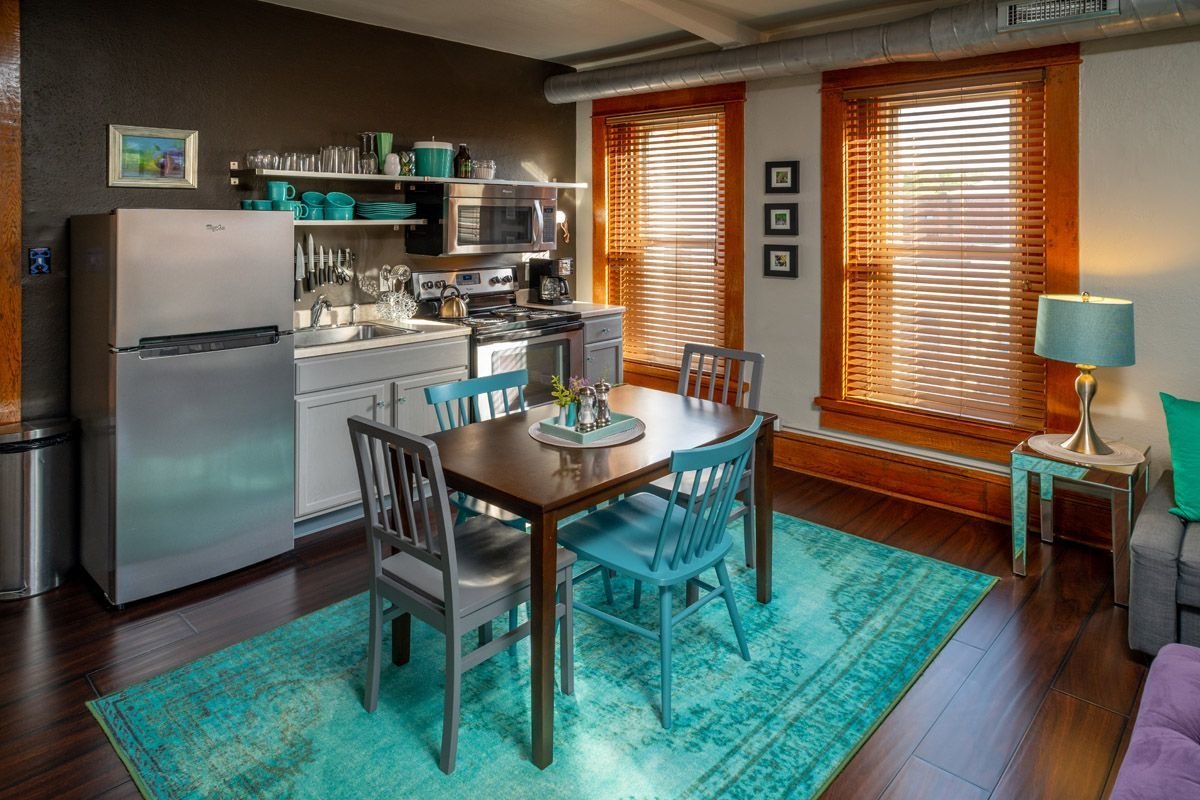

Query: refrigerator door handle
137;328;282;359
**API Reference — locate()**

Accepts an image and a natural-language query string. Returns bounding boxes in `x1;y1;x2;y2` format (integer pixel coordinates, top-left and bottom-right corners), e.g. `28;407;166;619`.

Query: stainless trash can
0;419;77;599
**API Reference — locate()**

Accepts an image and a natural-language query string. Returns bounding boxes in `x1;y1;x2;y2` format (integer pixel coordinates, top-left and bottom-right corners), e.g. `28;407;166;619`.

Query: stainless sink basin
295;323;416;348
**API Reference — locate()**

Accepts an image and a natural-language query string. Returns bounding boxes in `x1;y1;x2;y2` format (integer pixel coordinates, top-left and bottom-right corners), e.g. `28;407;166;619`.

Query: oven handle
472;320;583;345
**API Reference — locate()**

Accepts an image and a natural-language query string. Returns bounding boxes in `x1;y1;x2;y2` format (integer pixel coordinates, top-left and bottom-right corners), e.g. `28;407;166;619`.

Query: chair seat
383;515;575;617
557;493;731;586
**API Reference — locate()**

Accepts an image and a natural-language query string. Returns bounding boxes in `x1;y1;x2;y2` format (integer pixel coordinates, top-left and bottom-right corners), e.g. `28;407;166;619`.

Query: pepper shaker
594;379;612;427
576;385;598;432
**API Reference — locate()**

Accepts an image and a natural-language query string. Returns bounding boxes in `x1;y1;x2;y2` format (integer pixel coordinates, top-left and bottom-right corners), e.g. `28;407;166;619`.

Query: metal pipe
544;0;1200;104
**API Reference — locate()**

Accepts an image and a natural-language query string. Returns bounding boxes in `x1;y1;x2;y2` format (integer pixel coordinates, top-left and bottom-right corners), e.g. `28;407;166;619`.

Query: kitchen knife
294;242;305;301
317;245;325;286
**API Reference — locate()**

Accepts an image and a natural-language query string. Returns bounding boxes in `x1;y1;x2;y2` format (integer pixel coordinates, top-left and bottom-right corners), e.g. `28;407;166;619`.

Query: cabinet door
584;341;622;385
391;367;469;435
295;382;389;519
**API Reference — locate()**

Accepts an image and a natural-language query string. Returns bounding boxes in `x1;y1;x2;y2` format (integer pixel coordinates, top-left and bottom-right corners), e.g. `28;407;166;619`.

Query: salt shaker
594;379;612;427
576;385;598;432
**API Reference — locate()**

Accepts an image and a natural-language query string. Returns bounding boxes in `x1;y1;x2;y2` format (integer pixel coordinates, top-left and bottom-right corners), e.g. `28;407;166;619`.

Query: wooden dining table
425;383;778;769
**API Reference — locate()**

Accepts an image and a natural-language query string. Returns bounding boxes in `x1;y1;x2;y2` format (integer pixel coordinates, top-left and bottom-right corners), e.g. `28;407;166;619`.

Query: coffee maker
529;258;573;305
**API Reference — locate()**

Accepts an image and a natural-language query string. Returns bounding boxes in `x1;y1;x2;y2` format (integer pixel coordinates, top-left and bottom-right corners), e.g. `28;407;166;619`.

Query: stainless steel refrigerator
71;209;295;605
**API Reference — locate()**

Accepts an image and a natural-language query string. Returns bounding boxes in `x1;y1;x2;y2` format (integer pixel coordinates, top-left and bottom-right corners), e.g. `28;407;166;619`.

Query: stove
410;267;585;411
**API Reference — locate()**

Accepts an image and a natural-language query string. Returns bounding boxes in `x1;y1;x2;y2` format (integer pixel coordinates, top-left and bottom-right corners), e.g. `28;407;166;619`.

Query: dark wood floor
0;468;1146;800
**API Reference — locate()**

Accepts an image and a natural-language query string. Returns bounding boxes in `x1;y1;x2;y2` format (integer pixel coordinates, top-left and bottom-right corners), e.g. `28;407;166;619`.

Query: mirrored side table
1010;439;1151;606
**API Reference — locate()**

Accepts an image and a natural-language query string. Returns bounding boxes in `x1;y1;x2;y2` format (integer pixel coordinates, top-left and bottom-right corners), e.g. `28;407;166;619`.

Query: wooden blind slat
605;105;728;368
843;74;1048;428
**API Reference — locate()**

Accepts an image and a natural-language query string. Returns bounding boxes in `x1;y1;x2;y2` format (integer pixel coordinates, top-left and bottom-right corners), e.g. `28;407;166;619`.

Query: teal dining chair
424;370;529;532
348;416;575;774
556;415;762;728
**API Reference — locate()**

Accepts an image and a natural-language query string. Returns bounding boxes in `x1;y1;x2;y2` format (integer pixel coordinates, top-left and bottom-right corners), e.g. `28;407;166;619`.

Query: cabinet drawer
295;338;469;394
584;314;623;344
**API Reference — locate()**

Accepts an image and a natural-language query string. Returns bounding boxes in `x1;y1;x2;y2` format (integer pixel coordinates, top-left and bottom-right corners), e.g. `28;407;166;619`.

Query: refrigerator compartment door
112;209;294;347
109;336;294;604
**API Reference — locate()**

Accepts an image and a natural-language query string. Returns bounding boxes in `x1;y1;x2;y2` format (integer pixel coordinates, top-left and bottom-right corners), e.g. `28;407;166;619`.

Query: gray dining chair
642;343;765;571
348;416;576;774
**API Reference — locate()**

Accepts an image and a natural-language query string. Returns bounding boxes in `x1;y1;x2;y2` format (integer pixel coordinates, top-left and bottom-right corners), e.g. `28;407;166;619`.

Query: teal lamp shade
1034;294;1135;367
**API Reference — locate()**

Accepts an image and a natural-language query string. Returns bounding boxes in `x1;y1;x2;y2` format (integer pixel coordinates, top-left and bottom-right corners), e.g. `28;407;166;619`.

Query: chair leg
685;579;699;607
477;622;493;647
659;586;673;729
743;483;756;569
508;607;519;633
391;612;411;666
440;632;463;774
560;574;575;696
601;568;615;605
716;561;750;661
633;579;643;609
364;589;383;713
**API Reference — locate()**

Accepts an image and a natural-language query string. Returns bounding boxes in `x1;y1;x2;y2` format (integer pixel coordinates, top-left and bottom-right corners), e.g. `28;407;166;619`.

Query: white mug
383;153;401;176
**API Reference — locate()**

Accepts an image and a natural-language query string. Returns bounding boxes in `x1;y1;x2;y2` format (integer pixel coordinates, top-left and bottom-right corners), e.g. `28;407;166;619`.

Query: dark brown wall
20;0;577;418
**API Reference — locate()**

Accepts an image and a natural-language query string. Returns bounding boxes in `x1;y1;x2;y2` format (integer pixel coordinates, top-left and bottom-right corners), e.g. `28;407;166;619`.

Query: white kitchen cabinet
294;381;390;519
583;312;624;385
293;337;469;521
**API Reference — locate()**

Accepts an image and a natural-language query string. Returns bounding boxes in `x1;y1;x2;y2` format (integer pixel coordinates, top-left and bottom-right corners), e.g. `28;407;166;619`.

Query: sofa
1110;643;1200;799
1129;472;1200;655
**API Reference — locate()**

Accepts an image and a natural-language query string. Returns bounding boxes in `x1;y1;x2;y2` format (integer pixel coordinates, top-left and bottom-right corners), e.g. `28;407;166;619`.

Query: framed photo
765;160;798;193
108;124;198;189
764;203;798;236
763;244;798;278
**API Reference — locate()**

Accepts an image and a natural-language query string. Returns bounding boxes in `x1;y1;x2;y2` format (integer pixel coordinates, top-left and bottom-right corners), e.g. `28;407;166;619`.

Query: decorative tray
536;412;639;445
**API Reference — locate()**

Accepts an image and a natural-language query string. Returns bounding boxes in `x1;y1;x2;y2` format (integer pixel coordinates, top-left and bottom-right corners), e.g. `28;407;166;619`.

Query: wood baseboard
773;429;1119;550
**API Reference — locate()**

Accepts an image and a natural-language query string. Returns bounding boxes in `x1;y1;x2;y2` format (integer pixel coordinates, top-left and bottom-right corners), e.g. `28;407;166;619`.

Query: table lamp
1034;292;1135;458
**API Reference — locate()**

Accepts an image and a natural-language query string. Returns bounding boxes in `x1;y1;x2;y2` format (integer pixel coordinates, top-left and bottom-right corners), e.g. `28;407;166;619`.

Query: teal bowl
301;191;326;207
324;206;353;221
325;191;355;208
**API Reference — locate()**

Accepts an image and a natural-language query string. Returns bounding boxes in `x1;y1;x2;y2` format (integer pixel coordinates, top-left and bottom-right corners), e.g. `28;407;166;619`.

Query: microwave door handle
531;200;544;248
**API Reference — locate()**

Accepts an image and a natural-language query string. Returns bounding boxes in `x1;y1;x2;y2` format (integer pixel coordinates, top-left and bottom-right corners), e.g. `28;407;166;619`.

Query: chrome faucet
350;303;360;324
310;295;332;329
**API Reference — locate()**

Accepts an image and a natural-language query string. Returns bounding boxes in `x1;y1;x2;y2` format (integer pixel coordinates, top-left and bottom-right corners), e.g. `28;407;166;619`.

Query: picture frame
764;203;798;236
763;244;798;278
765;160;798;193
107;124;198;189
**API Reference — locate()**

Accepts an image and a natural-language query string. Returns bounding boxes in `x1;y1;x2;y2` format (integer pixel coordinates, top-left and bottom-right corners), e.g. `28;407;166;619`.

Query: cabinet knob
397;396;406;404
586;356;593;362
376;401;388;409
600;328;609;334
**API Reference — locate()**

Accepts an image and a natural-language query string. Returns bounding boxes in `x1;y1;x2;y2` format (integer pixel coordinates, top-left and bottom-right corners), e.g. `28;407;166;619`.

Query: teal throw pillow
1161;392;1200;522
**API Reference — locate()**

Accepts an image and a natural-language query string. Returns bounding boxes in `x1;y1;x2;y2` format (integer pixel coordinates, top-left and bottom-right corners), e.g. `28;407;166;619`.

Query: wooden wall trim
775;429;1123;550
0;1;19;426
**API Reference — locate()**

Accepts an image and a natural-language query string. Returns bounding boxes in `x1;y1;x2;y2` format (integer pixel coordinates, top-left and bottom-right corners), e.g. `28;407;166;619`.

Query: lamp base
1026;434;1145;467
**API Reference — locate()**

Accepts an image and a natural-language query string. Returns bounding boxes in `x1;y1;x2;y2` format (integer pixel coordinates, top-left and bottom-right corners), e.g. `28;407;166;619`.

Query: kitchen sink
295;323;416;348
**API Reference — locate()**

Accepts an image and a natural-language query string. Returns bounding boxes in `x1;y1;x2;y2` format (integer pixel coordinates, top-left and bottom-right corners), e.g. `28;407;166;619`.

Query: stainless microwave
405;182;557;256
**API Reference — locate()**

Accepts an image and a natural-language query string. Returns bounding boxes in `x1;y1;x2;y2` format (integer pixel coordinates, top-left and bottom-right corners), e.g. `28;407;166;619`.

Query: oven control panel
411;267;517;302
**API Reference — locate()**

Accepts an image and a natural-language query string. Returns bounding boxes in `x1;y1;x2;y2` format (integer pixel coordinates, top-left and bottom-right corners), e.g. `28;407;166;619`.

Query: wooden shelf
293;219;426;228
229;165;586;190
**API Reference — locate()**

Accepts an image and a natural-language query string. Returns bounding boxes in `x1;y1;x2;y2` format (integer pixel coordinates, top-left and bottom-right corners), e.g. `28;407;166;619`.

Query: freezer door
110;332;294;603
112;209;293;346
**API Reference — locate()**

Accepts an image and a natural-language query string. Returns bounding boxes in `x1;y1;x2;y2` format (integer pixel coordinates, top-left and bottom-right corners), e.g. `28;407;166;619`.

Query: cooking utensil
306;234;315;290
438;285;469;319
295;243;305;301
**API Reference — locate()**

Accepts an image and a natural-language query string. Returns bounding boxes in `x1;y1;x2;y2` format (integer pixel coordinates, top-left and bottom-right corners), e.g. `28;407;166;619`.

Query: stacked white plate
356;201;417;220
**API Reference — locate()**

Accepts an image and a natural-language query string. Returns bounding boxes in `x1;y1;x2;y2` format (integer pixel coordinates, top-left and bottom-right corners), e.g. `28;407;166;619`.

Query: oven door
472;323;584;416
447;197;544;256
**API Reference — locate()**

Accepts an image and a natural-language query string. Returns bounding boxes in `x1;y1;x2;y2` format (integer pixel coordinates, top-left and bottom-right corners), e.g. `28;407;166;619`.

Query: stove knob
502;275;513;284
489;277;500;285
435;280;446;288
421;281;433;290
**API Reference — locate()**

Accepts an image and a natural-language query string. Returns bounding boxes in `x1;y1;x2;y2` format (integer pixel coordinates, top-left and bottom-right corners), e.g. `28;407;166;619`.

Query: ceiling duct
544;0;1200;104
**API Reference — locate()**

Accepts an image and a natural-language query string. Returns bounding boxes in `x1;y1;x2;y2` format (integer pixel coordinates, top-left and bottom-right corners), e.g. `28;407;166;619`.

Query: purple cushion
1112;644;1200;799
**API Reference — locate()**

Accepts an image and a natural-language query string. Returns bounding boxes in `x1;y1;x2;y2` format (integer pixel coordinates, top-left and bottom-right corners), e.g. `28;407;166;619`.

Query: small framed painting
108;124;198;189
764;203;798;236
764;244;798;278
765;160;798;193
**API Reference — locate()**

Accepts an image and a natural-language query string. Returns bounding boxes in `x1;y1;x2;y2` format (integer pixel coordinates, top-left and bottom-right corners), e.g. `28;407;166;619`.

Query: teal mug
303;205;324;220
250;199;273;211
240;199;254;210
324;205;353;221
273;200;309;219
266;181;296;202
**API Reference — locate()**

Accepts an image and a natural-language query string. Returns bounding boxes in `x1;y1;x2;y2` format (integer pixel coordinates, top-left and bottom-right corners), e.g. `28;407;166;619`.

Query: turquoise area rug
89;513;995;799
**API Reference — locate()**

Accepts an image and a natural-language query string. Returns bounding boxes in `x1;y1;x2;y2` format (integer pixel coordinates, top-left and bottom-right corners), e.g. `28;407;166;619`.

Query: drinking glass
320;145;340;173
359;157;377;175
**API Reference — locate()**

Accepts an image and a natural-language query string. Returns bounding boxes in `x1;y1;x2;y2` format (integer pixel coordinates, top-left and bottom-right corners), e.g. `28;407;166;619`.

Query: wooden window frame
592;83;745;390
818;45;1081;463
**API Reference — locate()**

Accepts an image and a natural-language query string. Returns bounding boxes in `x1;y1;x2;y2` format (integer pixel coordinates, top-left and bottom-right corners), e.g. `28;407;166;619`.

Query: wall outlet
28;247;51;275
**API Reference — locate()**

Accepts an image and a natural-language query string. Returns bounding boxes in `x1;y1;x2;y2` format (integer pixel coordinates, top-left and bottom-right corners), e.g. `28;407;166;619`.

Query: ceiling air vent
998;0;1119;31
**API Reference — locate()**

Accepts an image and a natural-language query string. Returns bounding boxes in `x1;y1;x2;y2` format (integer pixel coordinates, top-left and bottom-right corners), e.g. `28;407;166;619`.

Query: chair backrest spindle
677;344;765;410
425;369;530;430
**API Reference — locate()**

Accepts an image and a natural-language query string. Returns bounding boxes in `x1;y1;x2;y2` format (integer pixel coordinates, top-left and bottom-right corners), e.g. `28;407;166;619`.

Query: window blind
604;106;727;369
842;71;1048;429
